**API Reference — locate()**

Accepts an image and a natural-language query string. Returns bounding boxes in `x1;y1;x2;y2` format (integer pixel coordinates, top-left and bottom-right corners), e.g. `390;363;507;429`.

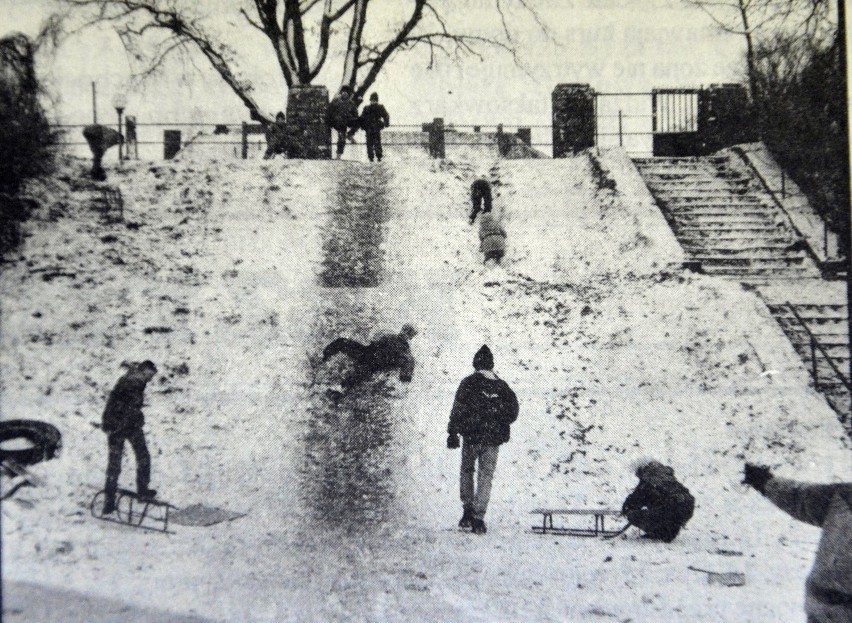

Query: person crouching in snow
621;460;695;542
743;463;852;622
322;324;417;393
447;345;519;534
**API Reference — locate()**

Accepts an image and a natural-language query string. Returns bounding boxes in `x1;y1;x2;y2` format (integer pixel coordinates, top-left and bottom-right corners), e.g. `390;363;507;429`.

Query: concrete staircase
633;156;818;278
766;302;851;430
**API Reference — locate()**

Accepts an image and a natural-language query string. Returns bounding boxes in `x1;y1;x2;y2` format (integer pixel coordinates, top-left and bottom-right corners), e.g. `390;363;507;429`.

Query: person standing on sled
447;345;519;534
322;324;417;393
621;460;695;542
101;361;159;514
744;463;852;623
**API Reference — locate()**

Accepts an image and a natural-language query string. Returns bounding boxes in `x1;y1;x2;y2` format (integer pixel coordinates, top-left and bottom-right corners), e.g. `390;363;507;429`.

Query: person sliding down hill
743;463;852;623
322;324;417;395
621;460;695;542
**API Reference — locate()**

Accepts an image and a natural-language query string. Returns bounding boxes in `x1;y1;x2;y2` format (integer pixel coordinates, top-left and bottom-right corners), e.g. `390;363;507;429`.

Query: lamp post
112;92;127;161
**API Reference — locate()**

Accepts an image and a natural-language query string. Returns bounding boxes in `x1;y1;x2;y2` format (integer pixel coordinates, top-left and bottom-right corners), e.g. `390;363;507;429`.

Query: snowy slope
2;153;849;623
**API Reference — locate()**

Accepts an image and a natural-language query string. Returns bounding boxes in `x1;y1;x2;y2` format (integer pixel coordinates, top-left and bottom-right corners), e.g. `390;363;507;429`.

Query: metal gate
652;89;700;157
593;88;701;156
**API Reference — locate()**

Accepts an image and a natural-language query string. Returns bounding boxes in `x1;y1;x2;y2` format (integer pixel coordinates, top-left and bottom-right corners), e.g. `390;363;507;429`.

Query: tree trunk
341;0;368;90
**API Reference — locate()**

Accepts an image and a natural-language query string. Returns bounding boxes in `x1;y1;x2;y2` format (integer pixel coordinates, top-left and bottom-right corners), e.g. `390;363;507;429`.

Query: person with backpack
743;463;852;622
358;92;390;162
447;345;519;534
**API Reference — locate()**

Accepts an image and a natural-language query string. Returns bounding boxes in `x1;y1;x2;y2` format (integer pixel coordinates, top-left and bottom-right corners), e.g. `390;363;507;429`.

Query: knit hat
370;92;378;101
473;345;494;371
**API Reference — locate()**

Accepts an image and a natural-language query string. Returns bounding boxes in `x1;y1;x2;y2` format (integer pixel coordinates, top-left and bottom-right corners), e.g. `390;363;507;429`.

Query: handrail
786;302;852;393
732;147;828;262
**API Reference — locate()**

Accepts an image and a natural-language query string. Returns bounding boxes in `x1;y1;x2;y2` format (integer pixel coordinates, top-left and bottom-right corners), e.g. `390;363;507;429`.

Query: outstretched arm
763;477;839;528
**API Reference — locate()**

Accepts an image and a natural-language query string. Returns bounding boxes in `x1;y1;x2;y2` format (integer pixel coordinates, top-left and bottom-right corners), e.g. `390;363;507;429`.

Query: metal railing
734;148;835;261
786;302;851;394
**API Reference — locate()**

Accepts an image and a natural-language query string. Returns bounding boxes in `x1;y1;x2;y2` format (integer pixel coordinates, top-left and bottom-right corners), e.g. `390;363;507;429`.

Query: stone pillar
697;84;755;154
516;127;531;146
286;85;330;159
552;84;595;158
429;117;445;159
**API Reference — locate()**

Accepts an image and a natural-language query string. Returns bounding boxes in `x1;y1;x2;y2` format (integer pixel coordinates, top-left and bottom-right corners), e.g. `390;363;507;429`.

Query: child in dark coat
622;460;695;542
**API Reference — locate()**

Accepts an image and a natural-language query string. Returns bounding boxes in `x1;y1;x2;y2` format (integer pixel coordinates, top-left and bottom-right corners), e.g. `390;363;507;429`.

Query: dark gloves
447;433;460;449
743;463;773;494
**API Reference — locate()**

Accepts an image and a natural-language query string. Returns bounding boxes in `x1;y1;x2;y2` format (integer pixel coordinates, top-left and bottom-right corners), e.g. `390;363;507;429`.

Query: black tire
0;419;62;466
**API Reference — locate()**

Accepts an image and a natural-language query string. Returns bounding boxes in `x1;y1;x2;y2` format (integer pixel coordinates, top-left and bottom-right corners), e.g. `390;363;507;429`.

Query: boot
102;498;117;514
137;488;157;501
471;518;487;534
458;508;474;529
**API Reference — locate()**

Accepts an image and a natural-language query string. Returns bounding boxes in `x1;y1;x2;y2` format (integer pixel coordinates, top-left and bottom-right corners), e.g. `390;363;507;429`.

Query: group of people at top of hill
264;86;390;162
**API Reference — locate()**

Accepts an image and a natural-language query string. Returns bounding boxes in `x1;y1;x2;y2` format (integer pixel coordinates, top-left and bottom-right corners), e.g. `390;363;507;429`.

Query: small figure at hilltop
448;345;519;535
263;111;289;160
621;460;695;542
496;124;511;157
743;463;852;622
358;92;390;162
82;124;123;181
469;180;506;266
101;361;159;514
327;86;360;159
322;324;417;395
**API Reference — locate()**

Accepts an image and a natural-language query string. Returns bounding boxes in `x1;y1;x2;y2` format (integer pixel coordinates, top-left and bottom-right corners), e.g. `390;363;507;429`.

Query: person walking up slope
359;92;390;162
447;345;519;534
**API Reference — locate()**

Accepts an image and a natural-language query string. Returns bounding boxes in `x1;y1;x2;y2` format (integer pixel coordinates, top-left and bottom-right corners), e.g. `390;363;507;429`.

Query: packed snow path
2;154;850;622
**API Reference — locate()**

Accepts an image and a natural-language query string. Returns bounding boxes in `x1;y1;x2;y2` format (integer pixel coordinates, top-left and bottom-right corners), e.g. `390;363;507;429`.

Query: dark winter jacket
764;477;852;621
448;372;519;446
469;179;493;223
264;119;289;156
359;103;390;133
102;374;148;434
327;96;359;130
479;211;507;256
368;333;415;382
622;461;695;542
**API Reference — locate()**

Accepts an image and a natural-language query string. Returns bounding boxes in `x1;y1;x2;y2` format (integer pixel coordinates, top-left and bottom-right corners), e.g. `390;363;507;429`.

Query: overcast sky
2;0;751;127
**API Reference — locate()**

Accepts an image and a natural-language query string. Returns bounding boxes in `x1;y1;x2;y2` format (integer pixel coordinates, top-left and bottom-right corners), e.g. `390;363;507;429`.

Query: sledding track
1;154;850;622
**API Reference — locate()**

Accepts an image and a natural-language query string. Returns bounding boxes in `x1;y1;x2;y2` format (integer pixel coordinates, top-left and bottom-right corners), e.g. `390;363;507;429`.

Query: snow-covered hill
2;152;848;622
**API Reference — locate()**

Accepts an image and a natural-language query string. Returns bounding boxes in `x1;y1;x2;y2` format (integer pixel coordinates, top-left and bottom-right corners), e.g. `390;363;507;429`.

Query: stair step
683;246;802;256
668;207;769;215
673;217;780;226
691;255;805;266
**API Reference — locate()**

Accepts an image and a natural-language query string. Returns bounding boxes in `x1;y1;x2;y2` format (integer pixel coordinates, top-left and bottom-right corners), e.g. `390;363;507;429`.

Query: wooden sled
90;488;175;533
531;508;629;538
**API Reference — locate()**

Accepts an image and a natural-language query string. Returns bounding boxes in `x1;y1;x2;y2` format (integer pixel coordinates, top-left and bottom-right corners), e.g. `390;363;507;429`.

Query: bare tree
682;0;833;100
61;0;545;123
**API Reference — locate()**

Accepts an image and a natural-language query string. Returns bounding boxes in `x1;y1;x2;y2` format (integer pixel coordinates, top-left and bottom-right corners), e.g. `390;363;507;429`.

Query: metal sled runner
90;489;175;533
531;509;629;538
